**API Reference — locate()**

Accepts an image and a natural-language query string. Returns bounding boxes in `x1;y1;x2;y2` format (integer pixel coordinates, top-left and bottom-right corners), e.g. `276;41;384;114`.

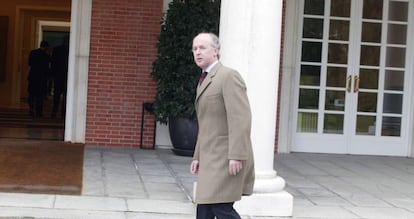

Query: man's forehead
194;34;210;43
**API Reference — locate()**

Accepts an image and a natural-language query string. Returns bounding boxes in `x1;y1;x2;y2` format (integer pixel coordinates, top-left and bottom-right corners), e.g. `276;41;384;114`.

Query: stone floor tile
386;198;414;212
127;199;195;214
54;195;127;211
138;167;171;176
345;206;414;219
283;176;323;189
140;175;177;183
144;182;183;193
0;148;413;218
297;187;337;197
148;191;189;201
344;195;392;207
285;186;305;196
0;207;126;219
292;206;359;218
307;196;353;207
126;212;193;219
81;181;105;196
106;189;147;199
0;193;55;208
292;196;315;206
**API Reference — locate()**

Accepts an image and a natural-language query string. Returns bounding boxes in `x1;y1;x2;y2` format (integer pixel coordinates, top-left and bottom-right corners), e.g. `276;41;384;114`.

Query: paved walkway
0;147;413;218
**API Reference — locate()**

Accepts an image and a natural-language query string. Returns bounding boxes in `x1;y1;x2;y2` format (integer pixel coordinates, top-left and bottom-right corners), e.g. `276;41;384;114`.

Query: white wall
155;122;173;149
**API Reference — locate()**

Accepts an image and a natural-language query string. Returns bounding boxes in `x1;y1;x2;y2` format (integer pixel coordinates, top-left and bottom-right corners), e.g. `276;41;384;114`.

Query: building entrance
292;0;413;156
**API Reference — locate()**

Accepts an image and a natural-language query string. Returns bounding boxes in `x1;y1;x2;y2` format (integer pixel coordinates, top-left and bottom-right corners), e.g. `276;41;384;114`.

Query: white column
220;0;293;216
65;0;92;143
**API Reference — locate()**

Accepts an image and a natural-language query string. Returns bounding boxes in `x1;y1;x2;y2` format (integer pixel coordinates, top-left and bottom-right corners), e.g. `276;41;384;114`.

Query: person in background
190;32;255;219
51;35;69;119
28;40;50;118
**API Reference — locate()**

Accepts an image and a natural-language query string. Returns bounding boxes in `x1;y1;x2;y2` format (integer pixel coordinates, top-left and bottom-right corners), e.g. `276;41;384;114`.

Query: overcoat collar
196;62;222;103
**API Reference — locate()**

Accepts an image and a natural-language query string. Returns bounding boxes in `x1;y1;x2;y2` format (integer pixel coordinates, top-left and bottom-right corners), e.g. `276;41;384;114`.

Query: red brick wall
86;0;162;148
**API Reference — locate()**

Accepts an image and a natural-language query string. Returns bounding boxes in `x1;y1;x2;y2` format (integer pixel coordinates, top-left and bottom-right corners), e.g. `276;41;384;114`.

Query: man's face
192;34;219;70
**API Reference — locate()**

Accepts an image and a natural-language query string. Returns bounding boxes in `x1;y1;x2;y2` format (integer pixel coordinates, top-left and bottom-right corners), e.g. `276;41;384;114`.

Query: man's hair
196;32;220;59
195;32;220;50
40;40;49;48
208;33;220;50
193;32;221;59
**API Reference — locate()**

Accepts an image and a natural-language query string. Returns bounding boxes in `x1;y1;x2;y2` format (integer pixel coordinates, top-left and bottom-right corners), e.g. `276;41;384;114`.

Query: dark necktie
199;72;207;85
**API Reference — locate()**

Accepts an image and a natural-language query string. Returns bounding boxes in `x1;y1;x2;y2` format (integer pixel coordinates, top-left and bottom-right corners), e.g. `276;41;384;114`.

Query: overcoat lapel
196;62;221;103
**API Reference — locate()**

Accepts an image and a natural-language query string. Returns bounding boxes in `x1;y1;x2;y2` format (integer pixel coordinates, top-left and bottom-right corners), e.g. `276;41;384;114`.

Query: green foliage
151;0;220;123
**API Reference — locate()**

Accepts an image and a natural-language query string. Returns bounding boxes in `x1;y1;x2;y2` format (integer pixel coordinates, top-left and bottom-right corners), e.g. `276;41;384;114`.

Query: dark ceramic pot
168;117;198;156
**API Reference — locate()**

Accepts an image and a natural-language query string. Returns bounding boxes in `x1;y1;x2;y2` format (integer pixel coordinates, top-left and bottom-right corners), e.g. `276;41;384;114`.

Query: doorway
37;20;70;122
291;0;413;156
0;8;70;141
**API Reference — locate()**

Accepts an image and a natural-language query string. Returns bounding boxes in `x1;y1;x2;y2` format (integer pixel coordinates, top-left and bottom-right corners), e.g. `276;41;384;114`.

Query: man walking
28;40;50;118
190;32;255;219
51;35;69;119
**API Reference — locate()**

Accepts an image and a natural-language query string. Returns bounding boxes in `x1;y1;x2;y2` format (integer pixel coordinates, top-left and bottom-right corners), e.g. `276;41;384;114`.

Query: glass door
292;0;412;156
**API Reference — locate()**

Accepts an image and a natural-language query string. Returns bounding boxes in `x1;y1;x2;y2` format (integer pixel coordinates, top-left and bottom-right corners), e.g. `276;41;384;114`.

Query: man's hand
229;160;242;175
190;160;199;175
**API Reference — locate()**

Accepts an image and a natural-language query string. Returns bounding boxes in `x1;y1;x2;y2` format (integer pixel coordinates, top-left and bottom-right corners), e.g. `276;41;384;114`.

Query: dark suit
51;44;69;118
28;48;50;117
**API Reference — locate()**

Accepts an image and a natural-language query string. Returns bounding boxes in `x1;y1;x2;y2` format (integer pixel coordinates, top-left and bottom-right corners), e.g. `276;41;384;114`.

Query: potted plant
151;0;220;156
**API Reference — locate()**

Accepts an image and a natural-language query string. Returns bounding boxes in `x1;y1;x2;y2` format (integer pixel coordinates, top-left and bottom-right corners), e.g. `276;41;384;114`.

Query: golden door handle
354;76;360;93
347;75;352;93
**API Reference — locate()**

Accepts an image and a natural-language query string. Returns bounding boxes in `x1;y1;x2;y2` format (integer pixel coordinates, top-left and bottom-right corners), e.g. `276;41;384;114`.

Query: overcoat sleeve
222;71;252;160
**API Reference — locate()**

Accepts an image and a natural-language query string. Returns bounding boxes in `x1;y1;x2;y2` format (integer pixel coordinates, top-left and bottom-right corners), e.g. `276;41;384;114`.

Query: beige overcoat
193;62;255;204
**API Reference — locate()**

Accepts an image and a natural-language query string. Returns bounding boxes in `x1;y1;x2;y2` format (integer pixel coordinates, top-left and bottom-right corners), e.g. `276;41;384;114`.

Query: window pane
382;116;401;136
361;22;382;43
389;1;408;21
330;0;350;17
358;92;377;112
387;24;407;45
303;18;324;39
326;67;346;87
324;114;344;134
356;115;376;135
300;65;321;86
386;47;405;68
302;42;322;62
325;90;345;111
360;45;380;66
328;43;348;64
329;20;349;41
384;70;404;91
304;0;325;15
383;93;402;114
297;112;318;133
363;0;383;20
359;69;378;89
299;89;319;109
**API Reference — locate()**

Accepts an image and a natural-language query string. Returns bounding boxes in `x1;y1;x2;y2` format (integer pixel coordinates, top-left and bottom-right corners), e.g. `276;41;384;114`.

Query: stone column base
235;191;293;217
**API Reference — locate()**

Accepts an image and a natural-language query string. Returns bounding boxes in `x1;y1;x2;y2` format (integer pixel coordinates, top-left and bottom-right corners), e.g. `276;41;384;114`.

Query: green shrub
151;0;220;123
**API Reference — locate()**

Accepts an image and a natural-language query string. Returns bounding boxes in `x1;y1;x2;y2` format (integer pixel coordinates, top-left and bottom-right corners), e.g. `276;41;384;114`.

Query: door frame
12;6;71;108
36;20;70;47
406;0;414;157
279;0;414;157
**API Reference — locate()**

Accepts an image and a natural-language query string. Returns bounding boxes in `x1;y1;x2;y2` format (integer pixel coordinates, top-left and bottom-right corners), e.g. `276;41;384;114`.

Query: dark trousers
51;83;67;118
28;82;44;117
28;93;43;117
196;202;241;219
